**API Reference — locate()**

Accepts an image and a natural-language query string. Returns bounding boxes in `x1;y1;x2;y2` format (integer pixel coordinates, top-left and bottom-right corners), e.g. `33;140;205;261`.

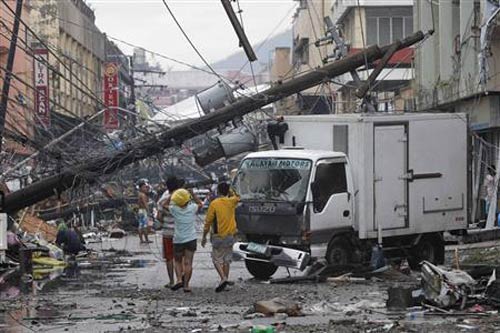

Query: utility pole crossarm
2;31;427;213
355;41;401;99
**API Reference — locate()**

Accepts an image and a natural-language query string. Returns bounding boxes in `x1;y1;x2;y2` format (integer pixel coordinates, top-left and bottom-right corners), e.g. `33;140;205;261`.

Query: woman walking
168;188;202;292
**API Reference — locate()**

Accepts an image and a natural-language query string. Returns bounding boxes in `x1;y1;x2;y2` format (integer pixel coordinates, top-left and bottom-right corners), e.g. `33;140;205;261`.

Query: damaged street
4;0;500;332
2;232;500;332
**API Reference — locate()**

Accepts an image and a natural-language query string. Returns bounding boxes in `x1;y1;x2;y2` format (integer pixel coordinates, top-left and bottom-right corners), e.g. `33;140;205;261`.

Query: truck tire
245;260;278;280
408;234;444;270
326;237;352;265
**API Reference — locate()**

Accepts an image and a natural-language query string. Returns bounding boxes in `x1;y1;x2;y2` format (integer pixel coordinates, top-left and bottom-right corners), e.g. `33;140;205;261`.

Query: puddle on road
0;258;157;298
0;255;157;331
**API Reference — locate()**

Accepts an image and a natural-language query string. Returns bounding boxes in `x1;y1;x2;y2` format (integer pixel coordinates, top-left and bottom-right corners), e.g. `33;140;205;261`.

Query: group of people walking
141;176;239;293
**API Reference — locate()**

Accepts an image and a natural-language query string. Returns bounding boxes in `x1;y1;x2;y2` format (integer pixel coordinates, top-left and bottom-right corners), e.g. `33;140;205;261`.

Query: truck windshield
234;158;312;202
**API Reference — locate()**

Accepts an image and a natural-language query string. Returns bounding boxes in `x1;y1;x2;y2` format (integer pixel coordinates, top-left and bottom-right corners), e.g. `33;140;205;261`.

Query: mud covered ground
1;234;500;332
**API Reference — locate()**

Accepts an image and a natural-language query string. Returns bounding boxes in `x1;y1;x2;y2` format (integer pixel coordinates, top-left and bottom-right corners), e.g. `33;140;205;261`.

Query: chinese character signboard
103;62;120;130
33;49;50;127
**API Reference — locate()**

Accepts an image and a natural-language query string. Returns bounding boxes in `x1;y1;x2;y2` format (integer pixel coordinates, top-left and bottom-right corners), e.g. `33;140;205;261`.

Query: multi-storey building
331;0;415;113
414;0;500;219
269;47;296;115
414;0;498;134
30;0;106;119
291;0;335;114
0;0;34;159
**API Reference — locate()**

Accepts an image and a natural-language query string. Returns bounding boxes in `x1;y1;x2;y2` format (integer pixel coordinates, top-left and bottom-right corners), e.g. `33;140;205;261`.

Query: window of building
366;7;413;46
312;161;347;212
294;37;310;65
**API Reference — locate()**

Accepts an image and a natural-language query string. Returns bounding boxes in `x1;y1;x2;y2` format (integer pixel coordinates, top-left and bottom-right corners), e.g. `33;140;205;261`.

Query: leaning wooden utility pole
2;31;429;213
0;0;23;153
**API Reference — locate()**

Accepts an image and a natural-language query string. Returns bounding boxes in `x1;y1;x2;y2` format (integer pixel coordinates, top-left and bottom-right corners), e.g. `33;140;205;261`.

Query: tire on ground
326;236;352;265
408;233;444;270
245;259;278;280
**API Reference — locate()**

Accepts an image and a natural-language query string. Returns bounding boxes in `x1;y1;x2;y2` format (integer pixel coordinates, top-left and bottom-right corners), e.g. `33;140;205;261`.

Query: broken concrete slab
254;298;301;317
386;286;414;310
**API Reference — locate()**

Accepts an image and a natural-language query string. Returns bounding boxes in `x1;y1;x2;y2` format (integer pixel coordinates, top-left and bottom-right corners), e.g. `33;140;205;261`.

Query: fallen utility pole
2;31;428;214
0;0;23;153
221;0;257;62
38;178;218;221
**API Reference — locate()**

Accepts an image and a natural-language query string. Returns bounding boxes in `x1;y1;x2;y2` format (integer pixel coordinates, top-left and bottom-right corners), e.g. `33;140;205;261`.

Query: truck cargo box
282;113;469;239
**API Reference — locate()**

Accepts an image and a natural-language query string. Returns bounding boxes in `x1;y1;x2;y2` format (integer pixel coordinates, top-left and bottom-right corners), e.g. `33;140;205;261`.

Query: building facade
290;0;335;115
269;47;296;115
414;0;500;221
30;0;106;119
414;0;496;129
0;0;34;158
331;0;415;113
414;0;500;157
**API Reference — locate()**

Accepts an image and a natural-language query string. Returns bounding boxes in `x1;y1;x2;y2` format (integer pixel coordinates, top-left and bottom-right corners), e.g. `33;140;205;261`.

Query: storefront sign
103;62;120;129
33;49;50;127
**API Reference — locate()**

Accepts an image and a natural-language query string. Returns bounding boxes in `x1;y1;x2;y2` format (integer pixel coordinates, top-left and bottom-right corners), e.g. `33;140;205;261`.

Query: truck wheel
245;260;278;280
326;237;352;265
408;234;444;270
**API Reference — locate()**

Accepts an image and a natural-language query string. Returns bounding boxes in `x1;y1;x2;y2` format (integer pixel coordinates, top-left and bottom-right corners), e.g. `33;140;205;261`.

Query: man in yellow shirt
202;182;240;292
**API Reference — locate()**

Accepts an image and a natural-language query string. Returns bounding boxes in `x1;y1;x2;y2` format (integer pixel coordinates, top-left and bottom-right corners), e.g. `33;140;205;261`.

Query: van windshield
234;158;312;202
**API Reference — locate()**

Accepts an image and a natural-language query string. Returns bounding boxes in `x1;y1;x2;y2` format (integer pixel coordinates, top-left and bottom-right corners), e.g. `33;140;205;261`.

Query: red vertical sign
103;62;120;130
33;49;50;127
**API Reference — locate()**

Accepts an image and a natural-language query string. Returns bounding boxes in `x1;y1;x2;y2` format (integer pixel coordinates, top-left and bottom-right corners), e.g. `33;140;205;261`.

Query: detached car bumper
233;242;310;271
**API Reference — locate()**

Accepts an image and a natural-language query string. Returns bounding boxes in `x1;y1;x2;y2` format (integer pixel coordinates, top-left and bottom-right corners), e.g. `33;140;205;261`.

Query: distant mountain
211;29;292;74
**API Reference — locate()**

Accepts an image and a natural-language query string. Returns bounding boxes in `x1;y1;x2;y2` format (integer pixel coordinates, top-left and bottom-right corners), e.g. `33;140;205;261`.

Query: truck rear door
374;125;408;230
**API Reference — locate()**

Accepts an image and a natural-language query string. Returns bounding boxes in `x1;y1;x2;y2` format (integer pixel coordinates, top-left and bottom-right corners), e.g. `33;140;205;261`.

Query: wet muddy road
1;235;500;332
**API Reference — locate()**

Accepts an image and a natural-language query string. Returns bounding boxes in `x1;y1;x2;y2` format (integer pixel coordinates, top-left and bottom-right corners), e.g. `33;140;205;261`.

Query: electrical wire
0;22;121;149
0;64;111;153
160;0;224;82
229;3;296;83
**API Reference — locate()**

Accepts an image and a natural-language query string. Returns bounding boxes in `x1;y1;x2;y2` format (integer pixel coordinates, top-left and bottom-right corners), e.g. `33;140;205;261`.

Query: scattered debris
109;228;127;239
405;310;426;320
254;298;302;317
308;299;385;315
20;215;57;243
243;312;266;320
327;273;365;283
386;286;415;310
421;261;476;309
485;270;500;307
250;325;276;333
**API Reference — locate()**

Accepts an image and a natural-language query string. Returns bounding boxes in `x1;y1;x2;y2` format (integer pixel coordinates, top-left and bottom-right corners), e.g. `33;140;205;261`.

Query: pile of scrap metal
420;261;477;309
417;261;500;312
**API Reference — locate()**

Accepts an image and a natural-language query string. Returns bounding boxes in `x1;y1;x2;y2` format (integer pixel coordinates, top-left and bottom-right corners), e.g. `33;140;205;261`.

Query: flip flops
170;282;183;291
215;280;228;293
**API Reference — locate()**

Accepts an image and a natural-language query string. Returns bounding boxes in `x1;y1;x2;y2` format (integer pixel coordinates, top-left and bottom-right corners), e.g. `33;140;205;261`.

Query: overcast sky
87;0;297;71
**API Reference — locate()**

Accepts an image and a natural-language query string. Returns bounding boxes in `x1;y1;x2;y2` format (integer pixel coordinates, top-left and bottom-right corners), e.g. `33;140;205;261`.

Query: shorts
211;235;235;265
137;211;148;230
173;239;197;256
162;235;174;261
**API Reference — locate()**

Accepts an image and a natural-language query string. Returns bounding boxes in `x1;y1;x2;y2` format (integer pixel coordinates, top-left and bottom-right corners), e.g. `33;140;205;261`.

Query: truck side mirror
0;191;3;213
311;182;319;200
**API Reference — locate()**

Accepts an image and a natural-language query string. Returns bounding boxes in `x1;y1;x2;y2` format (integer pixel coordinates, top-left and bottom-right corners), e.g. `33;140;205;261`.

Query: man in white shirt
157;177;182;288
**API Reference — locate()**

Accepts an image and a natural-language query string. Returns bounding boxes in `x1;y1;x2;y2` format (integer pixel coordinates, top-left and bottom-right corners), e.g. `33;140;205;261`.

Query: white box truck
233;113;469;279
